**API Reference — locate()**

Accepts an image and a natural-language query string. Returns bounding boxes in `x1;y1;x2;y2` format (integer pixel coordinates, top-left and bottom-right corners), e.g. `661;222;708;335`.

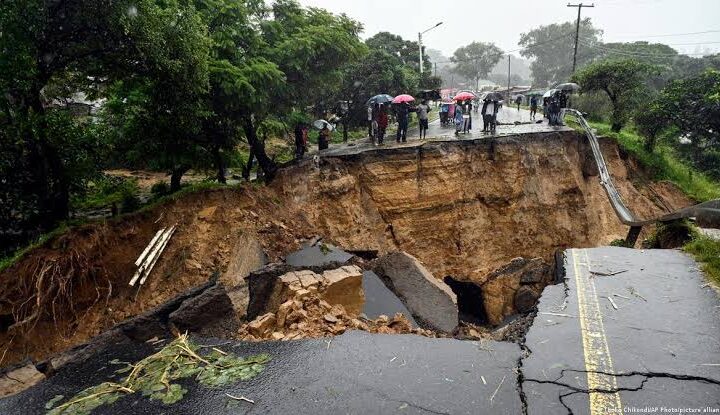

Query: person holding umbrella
392;94;414;143
454;101;464;137
481;94;500;133
376;103;388;145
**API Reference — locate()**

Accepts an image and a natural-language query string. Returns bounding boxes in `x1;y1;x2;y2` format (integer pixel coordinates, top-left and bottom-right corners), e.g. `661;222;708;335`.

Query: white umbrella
312;119;334;131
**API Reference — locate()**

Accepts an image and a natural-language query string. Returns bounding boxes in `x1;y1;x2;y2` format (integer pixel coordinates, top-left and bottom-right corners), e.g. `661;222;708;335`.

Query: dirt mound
0;131;691;367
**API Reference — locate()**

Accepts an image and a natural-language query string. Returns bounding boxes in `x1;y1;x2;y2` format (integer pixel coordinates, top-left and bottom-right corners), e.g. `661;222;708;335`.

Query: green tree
519;19;602;87
654;70;720;178
572;58;657;132
0;0;210;238
451;42;503;90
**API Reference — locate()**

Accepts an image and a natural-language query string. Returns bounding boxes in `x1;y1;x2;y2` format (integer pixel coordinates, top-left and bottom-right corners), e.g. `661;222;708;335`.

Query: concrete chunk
372;252;458;333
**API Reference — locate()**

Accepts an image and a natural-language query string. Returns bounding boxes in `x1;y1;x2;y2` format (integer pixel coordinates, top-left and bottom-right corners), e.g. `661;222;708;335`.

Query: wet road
523;247;720;414
321;108;570;158
2;247;718;414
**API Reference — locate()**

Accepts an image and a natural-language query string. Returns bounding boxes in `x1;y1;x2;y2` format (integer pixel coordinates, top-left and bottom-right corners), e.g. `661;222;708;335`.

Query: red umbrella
392;94;415;104
453;91;475;101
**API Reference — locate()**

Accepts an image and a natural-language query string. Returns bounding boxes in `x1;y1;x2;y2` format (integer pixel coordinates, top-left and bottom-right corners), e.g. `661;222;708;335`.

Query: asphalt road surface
321;107;570;158
1;247;718;414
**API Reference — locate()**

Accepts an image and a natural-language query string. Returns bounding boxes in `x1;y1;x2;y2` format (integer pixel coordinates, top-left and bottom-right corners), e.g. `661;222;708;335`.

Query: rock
197;206;218;220
514;286;540;313
0;363;45;398
271;332;285;340
169;283;234;332
222;234;267;314
329;304;346;318
372;252;458;333
248;313;276;336
519;259;551;284
286;309;308;324
321;266;364;316
185;259;202;270
323;314;338;323
482;258;550;325
276;300;294;327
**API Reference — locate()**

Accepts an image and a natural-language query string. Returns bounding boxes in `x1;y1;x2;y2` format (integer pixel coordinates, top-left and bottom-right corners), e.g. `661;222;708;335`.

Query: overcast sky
296;0;720;58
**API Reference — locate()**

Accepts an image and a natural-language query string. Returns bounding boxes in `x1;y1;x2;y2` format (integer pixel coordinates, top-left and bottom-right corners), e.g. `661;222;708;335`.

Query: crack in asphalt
522;369;720;415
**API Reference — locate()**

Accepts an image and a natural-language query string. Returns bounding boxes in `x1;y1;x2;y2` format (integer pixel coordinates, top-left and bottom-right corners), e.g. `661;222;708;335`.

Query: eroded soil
0;131;691;367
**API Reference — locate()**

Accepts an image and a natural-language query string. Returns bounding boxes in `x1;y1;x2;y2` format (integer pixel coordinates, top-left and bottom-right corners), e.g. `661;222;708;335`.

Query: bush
150;180;170;197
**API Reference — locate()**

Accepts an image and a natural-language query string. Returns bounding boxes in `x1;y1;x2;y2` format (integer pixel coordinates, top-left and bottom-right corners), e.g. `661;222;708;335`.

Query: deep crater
0;130;692;367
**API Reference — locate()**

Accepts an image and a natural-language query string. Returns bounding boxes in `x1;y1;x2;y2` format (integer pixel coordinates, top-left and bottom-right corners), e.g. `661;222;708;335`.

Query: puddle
284;242;353;267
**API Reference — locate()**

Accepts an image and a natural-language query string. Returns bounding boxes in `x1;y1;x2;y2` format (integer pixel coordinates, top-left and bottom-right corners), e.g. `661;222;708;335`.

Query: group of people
543;91;568;126
367;100;432;145
293;89;569;160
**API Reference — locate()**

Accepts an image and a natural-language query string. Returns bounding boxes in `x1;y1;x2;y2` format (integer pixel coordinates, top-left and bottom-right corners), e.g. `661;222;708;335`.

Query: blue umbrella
366;94;393;106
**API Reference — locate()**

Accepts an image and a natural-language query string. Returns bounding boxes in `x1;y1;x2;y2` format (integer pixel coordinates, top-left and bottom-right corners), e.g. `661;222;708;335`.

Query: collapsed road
0;109;719;414
0;246;717;414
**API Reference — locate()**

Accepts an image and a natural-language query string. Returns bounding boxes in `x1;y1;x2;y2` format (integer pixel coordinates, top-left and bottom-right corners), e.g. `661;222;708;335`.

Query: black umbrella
366;94;393;106
483;92;503;101
554;83;580;93
418;89;441;100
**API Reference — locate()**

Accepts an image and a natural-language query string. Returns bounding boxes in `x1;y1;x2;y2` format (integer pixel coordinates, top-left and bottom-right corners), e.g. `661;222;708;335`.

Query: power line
434;32;575;65
611;29;720;39
578;39;719;57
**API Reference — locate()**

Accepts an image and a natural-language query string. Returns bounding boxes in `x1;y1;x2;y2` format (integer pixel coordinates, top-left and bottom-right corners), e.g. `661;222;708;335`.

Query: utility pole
418;22;443;75
567;3;594;74
507;55;511;102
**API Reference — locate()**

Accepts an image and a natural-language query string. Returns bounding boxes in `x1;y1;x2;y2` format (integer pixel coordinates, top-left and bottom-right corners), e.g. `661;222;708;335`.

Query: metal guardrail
564;109;720;228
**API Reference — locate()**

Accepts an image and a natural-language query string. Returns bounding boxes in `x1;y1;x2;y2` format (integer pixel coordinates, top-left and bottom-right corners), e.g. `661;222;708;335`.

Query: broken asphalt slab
522;247;720;414
0;331;522;414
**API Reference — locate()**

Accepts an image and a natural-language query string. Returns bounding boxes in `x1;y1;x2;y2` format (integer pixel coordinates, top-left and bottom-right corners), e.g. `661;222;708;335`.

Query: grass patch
0;225;69;273
590;122;720;202
684;235;720;285
72;175;140;212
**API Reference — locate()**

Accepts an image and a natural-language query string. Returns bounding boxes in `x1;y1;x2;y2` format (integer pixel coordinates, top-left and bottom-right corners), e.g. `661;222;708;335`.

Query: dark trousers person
483;114;495;132
530;105;537;120
419;118;429;139
396;117;408;142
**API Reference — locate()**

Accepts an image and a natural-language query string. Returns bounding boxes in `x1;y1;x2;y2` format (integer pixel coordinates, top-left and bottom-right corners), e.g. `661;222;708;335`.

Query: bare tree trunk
213;146;226;184
241;117;277;181
170;166;188;192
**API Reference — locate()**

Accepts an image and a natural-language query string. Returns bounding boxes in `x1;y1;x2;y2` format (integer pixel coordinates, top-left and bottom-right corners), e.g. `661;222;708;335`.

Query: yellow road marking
570;249;623;414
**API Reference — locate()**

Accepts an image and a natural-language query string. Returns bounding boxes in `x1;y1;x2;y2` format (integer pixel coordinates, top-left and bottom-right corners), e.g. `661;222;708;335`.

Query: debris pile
238;293;438;341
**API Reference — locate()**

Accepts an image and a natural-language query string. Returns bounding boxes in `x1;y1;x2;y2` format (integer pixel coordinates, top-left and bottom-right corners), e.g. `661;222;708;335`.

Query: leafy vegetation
684;235;720;286
590;122;720;202
46;334;270;414
635;69;720;180
572;59;659;132
451;42;504;90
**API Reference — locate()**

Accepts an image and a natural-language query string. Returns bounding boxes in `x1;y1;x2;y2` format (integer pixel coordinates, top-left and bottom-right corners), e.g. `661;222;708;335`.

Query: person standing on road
454;102;464;137
529;95;538;120
417;100;431;139
395;102;410;143
481;98;498;133
515;95;522;111
367;105;374;138
318;125;331;150
294;122;308;160
376;104;388;146
462;100;472;133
